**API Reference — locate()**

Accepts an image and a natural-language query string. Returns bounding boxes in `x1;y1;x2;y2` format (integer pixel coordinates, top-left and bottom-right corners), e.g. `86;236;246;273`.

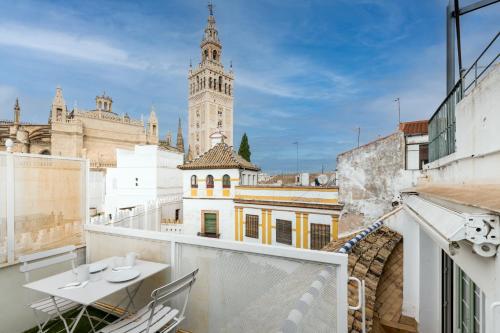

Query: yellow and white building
179;142;343;249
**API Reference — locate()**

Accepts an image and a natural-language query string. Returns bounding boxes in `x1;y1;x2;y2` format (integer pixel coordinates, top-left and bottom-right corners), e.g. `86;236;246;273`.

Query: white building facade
386;63;500;332
104;145;184;217
179;142;343;249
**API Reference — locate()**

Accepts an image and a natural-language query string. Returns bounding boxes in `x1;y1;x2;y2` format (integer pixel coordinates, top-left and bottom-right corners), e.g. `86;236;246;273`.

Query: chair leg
32;308;45;333
51;297;71;333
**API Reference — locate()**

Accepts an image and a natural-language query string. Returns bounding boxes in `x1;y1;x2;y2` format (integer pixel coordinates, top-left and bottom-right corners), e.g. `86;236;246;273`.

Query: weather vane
208;1;214;16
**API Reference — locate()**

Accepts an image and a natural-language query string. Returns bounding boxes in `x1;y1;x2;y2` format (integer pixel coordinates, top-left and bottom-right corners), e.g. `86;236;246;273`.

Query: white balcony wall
0;152;88;333
85;225;348;333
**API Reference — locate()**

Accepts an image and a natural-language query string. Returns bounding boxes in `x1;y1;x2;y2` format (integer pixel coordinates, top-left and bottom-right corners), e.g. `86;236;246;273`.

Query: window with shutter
276;219;292;245
204;213;217;236
310;223;330;250
245;214;259;239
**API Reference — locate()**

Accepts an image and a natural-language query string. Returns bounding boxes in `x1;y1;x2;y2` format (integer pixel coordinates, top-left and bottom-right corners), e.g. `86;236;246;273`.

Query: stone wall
337;132;419;229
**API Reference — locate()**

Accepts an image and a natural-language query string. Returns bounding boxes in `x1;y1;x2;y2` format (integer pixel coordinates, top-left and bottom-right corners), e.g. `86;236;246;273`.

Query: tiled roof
178;142;260;171
399;120;428;136
323;226;405;333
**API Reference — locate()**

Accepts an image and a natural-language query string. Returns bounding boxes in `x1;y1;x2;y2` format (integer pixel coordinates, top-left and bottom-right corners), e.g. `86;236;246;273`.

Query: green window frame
457;267;483;333
203;212;217;236
222;174;231;188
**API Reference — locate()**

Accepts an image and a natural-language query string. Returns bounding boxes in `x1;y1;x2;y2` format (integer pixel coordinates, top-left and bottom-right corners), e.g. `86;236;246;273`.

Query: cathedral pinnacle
14;98;20;124
176;117;185;153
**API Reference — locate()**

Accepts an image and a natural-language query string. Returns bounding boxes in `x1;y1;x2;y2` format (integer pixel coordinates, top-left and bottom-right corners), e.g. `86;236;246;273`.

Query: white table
24;257;169;333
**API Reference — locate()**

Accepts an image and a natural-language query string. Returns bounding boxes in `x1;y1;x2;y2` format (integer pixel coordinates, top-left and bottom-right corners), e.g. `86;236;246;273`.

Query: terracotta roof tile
399;120;428;136
178;142;260;171
322;226;404;333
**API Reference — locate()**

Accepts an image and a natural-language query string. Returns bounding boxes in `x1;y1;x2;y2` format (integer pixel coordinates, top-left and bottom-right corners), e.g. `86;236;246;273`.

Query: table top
24;257;169;306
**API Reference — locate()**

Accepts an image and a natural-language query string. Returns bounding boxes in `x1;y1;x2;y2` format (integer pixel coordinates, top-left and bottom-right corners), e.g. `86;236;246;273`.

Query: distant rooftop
399;120;428;136
178;142;260;171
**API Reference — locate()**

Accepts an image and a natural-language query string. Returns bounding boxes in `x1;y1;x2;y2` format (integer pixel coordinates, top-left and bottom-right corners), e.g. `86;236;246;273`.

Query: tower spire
13;98;20;124
201;1;221;63
176;117;184;153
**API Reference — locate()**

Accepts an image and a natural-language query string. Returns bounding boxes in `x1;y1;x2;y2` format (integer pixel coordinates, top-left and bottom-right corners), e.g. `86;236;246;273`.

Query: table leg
69;306;87;333
84;308;96;333
90;280;144;331
124;281;143;314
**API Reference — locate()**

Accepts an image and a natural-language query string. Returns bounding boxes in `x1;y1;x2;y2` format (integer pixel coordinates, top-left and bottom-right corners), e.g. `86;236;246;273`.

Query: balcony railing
89;196;182;232
85;224;348;332
429;32;499;162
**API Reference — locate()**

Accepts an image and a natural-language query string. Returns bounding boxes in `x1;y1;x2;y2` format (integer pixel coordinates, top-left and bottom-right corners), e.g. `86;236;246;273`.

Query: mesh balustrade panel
113;208;162;231
13;156;85;259
176;243;339;333
0;155;6;264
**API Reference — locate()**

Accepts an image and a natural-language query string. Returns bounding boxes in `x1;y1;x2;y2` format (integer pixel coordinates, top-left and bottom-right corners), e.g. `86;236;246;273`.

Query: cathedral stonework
188;4;234;158
0;87;184;168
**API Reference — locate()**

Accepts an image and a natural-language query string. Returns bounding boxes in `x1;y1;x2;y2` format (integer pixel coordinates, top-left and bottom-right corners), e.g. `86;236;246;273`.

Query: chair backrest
145;268;199;333
19;245;77;282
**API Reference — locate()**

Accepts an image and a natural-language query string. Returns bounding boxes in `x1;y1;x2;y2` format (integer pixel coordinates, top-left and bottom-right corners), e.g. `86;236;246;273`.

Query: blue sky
0;1;498;173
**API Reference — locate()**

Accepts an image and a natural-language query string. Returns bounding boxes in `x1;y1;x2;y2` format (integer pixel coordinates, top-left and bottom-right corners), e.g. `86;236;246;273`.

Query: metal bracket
464;214;500;244
464;214;500;257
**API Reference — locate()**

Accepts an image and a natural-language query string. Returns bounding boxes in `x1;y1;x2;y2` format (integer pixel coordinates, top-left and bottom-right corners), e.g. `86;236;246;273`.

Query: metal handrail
462;31;499;79
428;31;499;162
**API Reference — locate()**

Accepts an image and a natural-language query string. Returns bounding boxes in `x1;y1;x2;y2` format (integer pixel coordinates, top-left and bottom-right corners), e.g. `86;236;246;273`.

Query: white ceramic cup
113;256;125;268
125;252;138;267
76;265;90;283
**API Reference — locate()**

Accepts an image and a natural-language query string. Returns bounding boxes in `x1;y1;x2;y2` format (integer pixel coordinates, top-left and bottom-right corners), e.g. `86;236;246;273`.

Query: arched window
228;85;231;96
209;77;212;88
206;175;214;188
223;174;231;188
204;49;208;60
224;83;227;94
219;76;222;92
213;50;217;60
191;175;198;188
213;78;217;90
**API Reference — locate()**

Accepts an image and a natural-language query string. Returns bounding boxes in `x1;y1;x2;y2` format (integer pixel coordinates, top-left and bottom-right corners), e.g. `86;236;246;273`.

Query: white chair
99;268;198;333
19;245;81;333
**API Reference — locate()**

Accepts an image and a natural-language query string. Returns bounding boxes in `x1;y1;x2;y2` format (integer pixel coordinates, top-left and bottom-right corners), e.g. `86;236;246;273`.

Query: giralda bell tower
188;3;234;158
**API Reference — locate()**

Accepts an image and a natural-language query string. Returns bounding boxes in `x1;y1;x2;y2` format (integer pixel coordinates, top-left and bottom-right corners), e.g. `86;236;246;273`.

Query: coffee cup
125;252;138;267
76;265;90;283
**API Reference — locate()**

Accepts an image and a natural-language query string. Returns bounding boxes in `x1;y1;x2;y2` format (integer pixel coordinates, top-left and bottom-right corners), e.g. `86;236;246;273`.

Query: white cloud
0;23;147;69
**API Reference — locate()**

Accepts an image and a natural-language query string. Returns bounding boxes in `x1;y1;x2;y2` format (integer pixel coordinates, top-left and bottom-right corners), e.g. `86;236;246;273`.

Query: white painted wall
387;205;500;332
182;197;234;239
425;64;500;185
89;170;105;213
182;168;241;198
105;145;183;215
418;227;440;333
385;209;420;320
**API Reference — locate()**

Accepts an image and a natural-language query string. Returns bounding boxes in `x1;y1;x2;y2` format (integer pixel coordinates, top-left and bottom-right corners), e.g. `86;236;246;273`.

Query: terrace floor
23;307;117;333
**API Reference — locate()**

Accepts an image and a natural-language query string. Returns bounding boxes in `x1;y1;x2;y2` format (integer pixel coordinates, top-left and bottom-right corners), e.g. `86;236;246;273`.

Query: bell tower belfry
188;3;234;158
